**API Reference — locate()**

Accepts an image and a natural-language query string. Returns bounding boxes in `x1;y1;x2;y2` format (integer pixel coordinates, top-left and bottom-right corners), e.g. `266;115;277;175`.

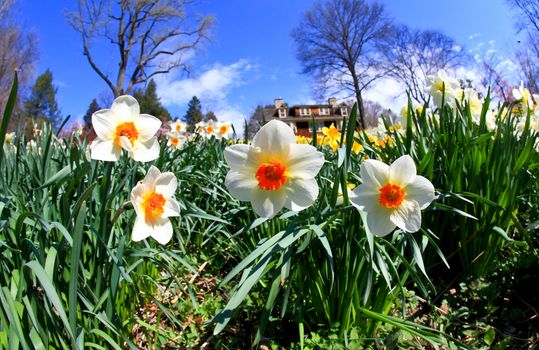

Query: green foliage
0;74;537;349
83;98;100;128
183;96;203;132
132;80;171;121
204;111;217;122
24;69;62;130
371;96;538;278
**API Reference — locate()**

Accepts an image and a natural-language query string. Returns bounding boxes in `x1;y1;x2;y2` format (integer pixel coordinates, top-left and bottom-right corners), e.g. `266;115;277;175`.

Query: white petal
132;216;151;242
150;219;173;245
225;170;258;201
119;136;133;152
406;175;435;209
284;178;319;212
135;114;161;141
365;206;396;237
224;144;260;171
390;200;422;233
349;183;380;213
144;165;162;189
90;139;121;161
155;172;177;197
91;109;115;140
131;137;160;162
111;95;140;121
252;120;295;156
389;155;416;186
360;159;389;188
130;183;146;216
162;197;180;218
286;144;325;179
250;187;286;218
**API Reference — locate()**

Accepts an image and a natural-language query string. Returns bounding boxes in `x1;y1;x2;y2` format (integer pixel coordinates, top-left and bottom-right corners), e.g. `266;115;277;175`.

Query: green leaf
484;325;495;346
25;260;76;345
0;72;17;172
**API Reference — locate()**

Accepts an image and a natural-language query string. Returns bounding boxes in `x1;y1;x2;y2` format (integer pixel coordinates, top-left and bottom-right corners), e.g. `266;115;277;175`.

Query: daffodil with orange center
224;120;324;218
90;95;161;162
170;120;187;133
131;166;180;244
216;122;232;140
349;155;435;236
204;122;216;138
167;133;185;149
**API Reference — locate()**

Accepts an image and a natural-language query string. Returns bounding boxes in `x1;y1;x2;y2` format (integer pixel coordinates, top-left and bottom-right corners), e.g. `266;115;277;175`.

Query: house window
319;107;330;115
340;107;348;116
299;108;311;116
296;121;309;129
278;108;287;118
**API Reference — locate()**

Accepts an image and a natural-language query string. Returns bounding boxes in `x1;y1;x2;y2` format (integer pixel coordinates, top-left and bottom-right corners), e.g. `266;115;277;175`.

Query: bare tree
291;0;394;128
0;0;38;113
67;0;214;97
381;26;468;103
477;51;512;101
506;0;539;93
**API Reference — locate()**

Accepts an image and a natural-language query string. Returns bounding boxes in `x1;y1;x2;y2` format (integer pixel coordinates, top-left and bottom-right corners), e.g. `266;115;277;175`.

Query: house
262;98;350;136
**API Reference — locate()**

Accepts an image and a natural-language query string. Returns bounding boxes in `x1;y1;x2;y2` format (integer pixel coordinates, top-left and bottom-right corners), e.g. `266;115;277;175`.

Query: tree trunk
350;66;367;129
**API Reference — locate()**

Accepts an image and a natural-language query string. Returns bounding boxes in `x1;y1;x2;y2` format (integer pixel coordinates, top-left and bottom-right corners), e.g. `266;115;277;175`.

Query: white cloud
363;77;408;114
156;59;256;106
155;59;257;133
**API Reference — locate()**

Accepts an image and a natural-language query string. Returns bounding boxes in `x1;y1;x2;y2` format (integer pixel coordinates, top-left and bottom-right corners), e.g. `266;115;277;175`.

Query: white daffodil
195;121;207;134
224;119;324;218
90;95;161;162
203;121;216;139
350;155;435;237
216;122;233;140
169;120;187;134
167;133;185;149
425;69;460;108
130;166;180;245
513;82;534;110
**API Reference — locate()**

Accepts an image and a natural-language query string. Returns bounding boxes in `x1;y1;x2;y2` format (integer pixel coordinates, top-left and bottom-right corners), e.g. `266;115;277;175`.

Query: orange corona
219;125;228;135
379;183;405;208
115;122;139;146
256;161;287;191
143;192;166;222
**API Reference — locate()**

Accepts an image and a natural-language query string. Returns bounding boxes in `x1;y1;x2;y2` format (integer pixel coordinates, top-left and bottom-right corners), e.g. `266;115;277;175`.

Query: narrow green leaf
25;261;76;344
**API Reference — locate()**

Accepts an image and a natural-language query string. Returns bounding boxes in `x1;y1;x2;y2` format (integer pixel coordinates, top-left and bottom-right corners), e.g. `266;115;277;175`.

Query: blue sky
18;0;523;129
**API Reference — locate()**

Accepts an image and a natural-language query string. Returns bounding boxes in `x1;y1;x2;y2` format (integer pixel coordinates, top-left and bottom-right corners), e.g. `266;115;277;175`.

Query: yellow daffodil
5;132;15;145
224;120;324;218
322;123;341;142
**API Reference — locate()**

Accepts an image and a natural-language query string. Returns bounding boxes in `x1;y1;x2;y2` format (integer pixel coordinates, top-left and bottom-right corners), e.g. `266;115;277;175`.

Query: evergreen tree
183;96;203;132
83;98;100;128
25;69;62;129
133;79;171;121
204;111;217;122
